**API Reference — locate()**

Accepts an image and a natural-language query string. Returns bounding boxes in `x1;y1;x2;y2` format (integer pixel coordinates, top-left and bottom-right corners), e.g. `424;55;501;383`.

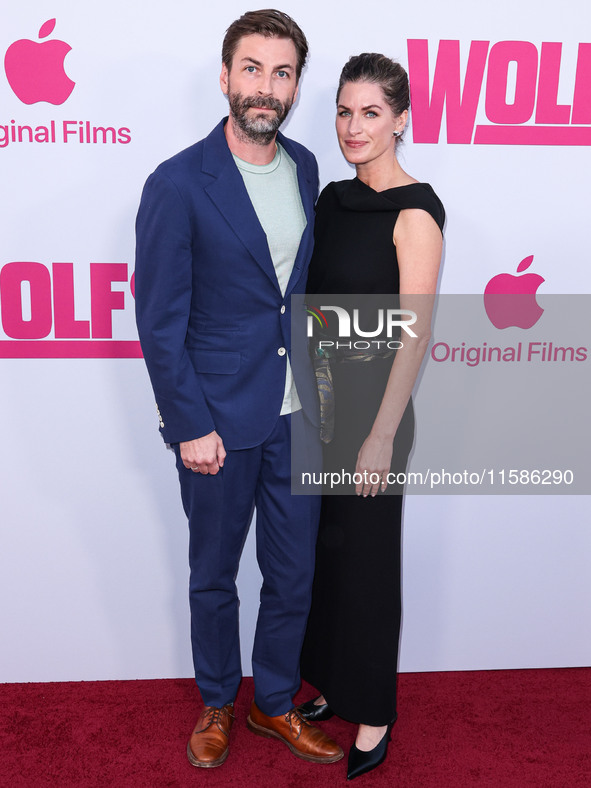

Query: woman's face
335;81;406;168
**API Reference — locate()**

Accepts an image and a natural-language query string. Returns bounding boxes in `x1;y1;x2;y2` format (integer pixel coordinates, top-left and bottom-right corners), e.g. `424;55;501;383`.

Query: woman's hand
355;432;394;497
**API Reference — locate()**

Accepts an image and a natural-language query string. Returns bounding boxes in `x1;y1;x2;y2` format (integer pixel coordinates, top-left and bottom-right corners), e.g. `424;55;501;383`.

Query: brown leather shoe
247;702;343;763
187;704;234;768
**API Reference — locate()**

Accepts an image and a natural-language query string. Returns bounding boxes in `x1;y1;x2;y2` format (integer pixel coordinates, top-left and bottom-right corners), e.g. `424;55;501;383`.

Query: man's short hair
222;9;308;82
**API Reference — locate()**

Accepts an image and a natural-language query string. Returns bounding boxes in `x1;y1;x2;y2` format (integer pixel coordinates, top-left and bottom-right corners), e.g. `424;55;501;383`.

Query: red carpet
2;669;590;787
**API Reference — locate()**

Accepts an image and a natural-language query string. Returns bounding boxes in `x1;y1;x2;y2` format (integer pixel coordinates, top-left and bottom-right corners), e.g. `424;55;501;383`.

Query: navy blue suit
135;119;320;715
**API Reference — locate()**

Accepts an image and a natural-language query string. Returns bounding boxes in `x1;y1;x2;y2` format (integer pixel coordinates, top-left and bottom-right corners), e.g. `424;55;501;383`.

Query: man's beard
228;90;294;145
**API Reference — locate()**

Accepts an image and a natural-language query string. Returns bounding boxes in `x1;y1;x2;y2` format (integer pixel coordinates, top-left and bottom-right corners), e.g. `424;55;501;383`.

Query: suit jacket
135;118;319;450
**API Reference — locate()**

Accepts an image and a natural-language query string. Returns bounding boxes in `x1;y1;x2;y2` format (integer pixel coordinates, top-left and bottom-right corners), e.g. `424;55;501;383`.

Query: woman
299;53;444;780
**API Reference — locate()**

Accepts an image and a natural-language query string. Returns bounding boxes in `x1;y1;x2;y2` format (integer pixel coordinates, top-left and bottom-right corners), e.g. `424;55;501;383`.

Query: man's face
220;34;299;145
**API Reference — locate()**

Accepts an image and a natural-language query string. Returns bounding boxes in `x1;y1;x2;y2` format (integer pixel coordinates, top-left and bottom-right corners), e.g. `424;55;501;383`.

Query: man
135;9;341;769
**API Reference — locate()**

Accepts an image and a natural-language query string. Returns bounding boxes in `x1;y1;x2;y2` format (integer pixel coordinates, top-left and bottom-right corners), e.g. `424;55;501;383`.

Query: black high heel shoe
346;721;394;780
297;696;334;722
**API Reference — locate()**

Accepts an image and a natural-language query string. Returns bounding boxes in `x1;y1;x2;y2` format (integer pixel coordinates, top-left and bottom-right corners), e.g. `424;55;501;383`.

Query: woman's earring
392;130;401;137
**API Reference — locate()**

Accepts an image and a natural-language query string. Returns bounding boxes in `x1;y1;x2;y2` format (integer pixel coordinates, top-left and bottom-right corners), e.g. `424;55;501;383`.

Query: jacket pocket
189;349;241;374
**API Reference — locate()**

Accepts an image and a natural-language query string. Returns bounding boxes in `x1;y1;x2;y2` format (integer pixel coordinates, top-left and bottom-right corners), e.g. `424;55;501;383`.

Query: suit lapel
202;120;315;296
203;120;279;290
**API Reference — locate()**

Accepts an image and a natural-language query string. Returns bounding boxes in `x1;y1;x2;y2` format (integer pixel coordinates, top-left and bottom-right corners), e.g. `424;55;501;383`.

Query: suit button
280;305;286;314
278;347;286;356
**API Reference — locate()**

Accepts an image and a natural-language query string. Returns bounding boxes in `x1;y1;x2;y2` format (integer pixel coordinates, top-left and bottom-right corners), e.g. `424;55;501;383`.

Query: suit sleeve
135;170;216;444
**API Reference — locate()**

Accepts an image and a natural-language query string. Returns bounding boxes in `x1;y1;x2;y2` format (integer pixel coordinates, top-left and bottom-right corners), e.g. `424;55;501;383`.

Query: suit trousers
174;411;321;717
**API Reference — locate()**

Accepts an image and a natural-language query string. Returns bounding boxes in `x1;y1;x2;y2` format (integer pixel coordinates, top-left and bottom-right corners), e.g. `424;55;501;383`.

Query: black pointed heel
346;721;394;780
297;696;334;722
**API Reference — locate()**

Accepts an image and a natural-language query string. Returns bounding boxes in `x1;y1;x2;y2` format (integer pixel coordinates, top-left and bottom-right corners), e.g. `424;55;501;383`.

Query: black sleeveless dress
300;177;445;726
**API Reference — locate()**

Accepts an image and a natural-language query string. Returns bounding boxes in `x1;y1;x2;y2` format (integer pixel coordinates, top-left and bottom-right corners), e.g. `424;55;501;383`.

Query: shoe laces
284;707;310;740
199;705;234;734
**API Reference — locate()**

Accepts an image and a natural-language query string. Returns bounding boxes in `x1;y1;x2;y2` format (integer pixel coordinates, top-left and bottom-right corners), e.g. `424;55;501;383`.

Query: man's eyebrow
240;57;294;70
241;57;263;67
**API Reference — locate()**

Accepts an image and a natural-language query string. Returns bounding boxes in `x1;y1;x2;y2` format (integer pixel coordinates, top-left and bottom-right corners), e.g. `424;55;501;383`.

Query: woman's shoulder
392;183;445;231
317;179;353;200
320;178;442;220
316;179;444;230
314;179;354;214
316;177;393;212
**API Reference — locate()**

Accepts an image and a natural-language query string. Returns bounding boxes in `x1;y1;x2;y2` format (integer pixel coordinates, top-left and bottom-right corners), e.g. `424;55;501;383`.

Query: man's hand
180;431;226;475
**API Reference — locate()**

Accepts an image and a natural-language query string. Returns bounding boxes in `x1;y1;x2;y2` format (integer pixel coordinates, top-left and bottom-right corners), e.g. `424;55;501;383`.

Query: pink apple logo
4;19;75;105
484;255;545;329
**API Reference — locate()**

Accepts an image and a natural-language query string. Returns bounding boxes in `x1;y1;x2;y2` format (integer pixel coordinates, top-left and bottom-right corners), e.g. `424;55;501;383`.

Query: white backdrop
1;0;590;683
